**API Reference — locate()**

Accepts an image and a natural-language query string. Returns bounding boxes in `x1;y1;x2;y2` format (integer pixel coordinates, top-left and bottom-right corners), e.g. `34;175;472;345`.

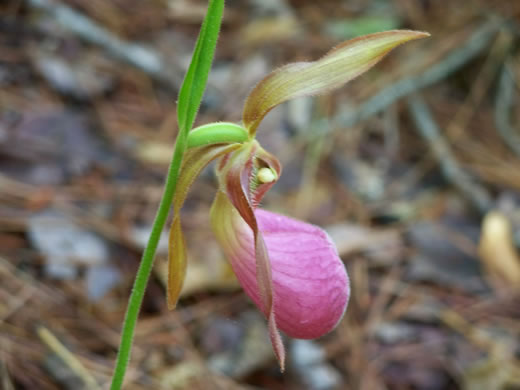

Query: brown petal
167;143;240;309
243;30;429;135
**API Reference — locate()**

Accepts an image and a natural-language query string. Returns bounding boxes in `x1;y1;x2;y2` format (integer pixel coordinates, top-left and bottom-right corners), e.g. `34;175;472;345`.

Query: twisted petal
167;143;240;309
243;30;429;134
214;142;285;368
211;192;350;340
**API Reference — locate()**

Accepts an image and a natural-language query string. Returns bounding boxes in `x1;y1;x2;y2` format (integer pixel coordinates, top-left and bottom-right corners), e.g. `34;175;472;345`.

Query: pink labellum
211;193;350;339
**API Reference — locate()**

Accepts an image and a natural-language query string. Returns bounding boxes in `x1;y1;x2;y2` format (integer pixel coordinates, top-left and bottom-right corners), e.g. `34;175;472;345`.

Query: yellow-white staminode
257;167;277;183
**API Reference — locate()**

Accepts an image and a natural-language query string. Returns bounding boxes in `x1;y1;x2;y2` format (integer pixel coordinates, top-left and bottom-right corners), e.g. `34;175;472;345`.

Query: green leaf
167;0;225;309
177;0;224;135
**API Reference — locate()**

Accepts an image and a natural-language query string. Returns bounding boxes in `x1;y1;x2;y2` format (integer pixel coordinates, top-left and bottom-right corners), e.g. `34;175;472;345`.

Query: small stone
290;339;325;368
28;211;109;280
86;265;121;301
375;322;417;344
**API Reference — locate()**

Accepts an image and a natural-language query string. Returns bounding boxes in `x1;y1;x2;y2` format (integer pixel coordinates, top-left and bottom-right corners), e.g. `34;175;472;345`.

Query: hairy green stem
109;133;188;390
110;1;224;387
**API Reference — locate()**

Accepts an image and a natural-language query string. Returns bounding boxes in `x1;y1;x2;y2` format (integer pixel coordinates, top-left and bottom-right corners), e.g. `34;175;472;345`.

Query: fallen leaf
478;211;520;289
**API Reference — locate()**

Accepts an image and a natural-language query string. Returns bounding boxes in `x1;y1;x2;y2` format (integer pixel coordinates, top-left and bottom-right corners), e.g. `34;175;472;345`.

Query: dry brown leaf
241;17;301;47
478;211;520;289
136;141;174;165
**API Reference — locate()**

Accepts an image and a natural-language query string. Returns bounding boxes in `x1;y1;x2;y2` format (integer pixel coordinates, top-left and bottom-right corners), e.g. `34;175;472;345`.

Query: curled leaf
243;30;429;134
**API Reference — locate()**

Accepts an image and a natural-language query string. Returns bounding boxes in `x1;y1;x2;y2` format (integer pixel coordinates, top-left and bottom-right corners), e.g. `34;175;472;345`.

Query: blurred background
1;0;520;389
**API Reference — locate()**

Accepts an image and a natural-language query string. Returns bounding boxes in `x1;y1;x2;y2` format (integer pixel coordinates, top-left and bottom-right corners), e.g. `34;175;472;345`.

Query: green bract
187;122;249;149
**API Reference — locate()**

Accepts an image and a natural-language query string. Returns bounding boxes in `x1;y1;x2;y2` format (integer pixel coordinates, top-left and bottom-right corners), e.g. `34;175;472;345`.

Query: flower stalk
109;1;225;388
109;140;188;390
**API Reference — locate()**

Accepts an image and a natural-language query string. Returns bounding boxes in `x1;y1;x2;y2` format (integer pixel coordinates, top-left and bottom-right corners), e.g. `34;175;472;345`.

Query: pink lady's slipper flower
167;30;429;369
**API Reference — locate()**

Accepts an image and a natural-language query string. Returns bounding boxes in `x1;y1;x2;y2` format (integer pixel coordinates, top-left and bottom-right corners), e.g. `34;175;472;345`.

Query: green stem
109;133;188;390
110;1;224;386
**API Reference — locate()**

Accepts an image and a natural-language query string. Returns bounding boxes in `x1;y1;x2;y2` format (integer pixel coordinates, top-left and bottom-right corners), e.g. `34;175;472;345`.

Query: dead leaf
478;211;520;289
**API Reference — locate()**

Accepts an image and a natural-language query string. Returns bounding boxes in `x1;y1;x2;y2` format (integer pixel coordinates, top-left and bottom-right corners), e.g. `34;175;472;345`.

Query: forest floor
1;0;520;389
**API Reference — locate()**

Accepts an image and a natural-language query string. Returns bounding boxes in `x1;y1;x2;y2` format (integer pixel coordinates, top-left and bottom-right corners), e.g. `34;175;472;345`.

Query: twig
406;94;492;213
37;326;102;390
295;114;331;217
0;173;139;248
325;19;501;132
495;63;520;157
0;256;63;302
0;359;15;390
26;0;180;88
445;30;513;140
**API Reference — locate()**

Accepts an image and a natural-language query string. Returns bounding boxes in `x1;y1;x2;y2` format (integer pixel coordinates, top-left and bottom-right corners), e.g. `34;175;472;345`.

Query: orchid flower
167;30;429;370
